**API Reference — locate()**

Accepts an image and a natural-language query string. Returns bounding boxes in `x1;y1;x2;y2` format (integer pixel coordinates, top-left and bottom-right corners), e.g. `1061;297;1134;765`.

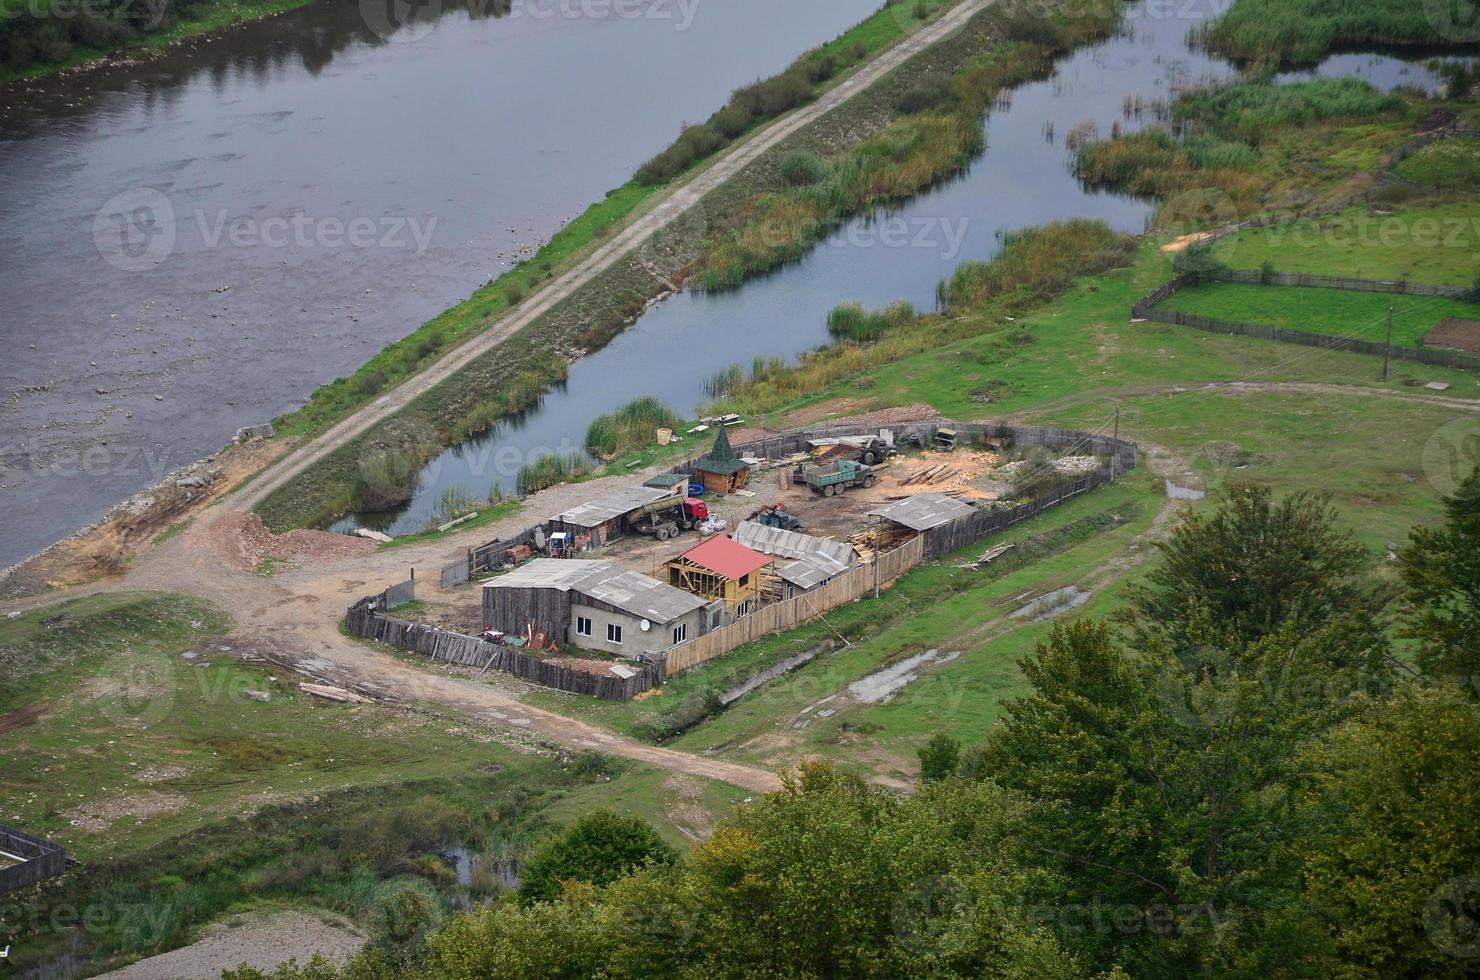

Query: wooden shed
690;428;750;495
666;535;771;619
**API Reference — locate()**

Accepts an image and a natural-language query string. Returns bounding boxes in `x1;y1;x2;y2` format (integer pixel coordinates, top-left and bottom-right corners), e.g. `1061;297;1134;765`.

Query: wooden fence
662;535;925;676
1131;273;1480;372
345;595;660;700
1213;269;1467;298
923;472;1108;556
0;825;66;894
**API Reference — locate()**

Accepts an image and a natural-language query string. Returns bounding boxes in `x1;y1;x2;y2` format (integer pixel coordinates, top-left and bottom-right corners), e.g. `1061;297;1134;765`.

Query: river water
352;6;1472;535
0;0;881;567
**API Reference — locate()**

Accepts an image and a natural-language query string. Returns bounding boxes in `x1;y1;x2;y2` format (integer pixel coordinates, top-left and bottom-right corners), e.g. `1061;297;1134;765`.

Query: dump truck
749;504;803;531
803;459;876;496
628;495;709;540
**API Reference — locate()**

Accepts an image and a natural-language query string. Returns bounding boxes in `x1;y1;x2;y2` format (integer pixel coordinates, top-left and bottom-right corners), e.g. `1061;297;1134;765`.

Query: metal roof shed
869;492;976;532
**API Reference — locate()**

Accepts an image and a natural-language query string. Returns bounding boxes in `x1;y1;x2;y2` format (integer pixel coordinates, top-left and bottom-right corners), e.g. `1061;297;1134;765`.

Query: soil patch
1425;317;1480;355
201;512;375;573
95;908;365;980
66;791;188;834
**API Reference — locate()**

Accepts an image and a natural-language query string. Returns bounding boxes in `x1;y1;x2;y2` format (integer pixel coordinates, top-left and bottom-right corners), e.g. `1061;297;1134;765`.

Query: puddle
1008;587;1093;622
847;649;961;705
1165;480;1206;501
720;642;836;707
446;846;520;891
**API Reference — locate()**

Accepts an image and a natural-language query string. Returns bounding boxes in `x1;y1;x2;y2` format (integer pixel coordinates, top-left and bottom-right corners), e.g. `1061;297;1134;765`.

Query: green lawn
1393;135;1480;189
1222;202;1480;287
1154;280;1480;347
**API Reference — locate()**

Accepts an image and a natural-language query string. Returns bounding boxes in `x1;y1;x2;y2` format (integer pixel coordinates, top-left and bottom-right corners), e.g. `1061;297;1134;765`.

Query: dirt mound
203;512;375;572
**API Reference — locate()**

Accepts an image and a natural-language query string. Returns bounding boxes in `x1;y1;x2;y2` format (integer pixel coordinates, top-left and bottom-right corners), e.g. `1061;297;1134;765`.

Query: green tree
918;732;961;781
367;878;444;969
1398;465;1480;695
1120;482;1388;676
519;810;675;905
1294;686;1480;978
1171;239;1225;284
980;620;1330;976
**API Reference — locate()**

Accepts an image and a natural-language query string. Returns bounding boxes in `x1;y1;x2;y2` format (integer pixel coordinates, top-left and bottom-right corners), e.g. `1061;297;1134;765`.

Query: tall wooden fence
923;471;1109;556
0;825;66;894
345;595;660;701
1212;269;1467;298
662;535;925;676
1132;273;1480;372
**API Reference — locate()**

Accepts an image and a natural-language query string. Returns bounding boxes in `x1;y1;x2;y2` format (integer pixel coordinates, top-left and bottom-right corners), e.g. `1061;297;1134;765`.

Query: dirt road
231;0;992;513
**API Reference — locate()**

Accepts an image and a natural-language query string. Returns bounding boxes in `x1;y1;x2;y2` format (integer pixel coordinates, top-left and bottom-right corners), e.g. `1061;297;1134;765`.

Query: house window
672;622;688;645
576;616;592;637
608;623;623;644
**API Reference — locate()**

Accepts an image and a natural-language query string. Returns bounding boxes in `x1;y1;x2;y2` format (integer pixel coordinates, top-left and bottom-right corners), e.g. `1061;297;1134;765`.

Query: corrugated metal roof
551;485;670;528
734;521;856;568
484;558;703;623
484;558;619;590
776;552;852;590
869;492;976;532
578;568;706;623
674;535;772;580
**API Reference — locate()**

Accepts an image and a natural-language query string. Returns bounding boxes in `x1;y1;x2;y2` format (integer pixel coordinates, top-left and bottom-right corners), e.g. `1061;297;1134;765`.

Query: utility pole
1111;406;1120;480
1381;303;1393;381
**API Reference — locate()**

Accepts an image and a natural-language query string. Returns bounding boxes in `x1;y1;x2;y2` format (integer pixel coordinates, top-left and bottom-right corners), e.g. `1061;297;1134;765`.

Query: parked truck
803;459;876;496
749;504;803;531
628;494;709;540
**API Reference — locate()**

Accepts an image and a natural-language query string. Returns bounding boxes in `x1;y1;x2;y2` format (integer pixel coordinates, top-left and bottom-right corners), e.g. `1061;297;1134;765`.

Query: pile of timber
899;461;957;486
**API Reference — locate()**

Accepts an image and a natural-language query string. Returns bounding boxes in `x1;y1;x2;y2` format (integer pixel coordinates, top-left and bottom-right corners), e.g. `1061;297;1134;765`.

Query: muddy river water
0;0;880;566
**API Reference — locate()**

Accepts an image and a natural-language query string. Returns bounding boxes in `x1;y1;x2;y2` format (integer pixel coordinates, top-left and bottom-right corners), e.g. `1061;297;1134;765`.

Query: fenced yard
1134;271;1480;371
0;825;66;893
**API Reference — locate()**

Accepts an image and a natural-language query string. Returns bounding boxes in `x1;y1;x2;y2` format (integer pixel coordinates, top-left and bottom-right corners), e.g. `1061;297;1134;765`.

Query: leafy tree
1120;481;1389;677
519;810;675;905
1398;465;1480;696
1294;686;1480;978
1171;239;1225;284
980;620;1330;976
367;878;444;969
918;732;961;781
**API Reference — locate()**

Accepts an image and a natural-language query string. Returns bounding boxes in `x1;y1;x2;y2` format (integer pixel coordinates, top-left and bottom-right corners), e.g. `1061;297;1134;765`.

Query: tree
918;733;961;781
1293;686;1480;978
519;810;675;905
1120;482;1388;677
1171;239;1225;285
1398;465;1480;696
980;619;1331;976
367;878;444;969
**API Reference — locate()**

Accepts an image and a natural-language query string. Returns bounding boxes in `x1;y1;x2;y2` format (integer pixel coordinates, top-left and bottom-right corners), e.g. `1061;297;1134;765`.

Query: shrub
778;150;825;187
918;733;961;781
519;811;676;904
635;124;725;184
505;282;525;305
584;396;679;458
895;77;960;114
368;879;445;969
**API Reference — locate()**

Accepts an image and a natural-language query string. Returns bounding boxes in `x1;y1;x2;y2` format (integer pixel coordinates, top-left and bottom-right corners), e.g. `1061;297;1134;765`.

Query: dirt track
230;0;992;515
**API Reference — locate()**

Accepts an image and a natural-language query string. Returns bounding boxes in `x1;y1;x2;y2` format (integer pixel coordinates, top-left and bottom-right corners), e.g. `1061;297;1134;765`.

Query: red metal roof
677;535;772;580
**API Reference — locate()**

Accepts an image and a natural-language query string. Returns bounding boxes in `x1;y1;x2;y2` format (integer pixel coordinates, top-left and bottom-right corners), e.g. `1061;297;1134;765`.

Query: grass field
1222;202;1480;286
1392;135;1480;189
1154;281;1480;347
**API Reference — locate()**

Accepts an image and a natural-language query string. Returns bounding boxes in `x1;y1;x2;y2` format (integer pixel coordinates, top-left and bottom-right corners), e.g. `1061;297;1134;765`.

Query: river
347;1;1474;536
0;0;881;567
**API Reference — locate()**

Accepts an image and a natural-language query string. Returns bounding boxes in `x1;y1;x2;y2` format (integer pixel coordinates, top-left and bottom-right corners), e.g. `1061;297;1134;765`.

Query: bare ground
94;908;365;980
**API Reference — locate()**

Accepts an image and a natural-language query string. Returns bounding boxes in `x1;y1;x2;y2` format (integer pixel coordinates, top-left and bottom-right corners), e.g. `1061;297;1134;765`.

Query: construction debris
299;682;371;704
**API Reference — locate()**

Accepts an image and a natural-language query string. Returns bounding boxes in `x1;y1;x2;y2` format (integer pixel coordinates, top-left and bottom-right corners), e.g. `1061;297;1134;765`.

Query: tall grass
826;300;918;342
1195;0;1462;65
1174;77;1404;142
516;453;595;495
585;396;680;458
937;219;1137;312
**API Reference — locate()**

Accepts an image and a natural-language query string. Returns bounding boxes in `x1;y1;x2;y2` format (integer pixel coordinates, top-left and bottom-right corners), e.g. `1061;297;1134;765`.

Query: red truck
629;495;709;540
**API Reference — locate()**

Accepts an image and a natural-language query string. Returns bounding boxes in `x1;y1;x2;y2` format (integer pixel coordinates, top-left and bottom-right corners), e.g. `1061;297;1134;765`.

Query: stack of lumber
899;461;957;486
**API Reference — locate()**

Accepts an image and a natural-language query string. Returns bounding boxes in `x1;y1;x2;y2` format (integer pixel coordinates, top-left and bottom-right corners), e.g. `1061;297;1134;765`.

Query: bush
918;733;961;781
778;150;825;187
635;124;725;184
1172;240;1226;284
368;878;445;969
895;77;959;114
584;396;680;458
519;811;676;904
505;282;525;305
937;219;1137;311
